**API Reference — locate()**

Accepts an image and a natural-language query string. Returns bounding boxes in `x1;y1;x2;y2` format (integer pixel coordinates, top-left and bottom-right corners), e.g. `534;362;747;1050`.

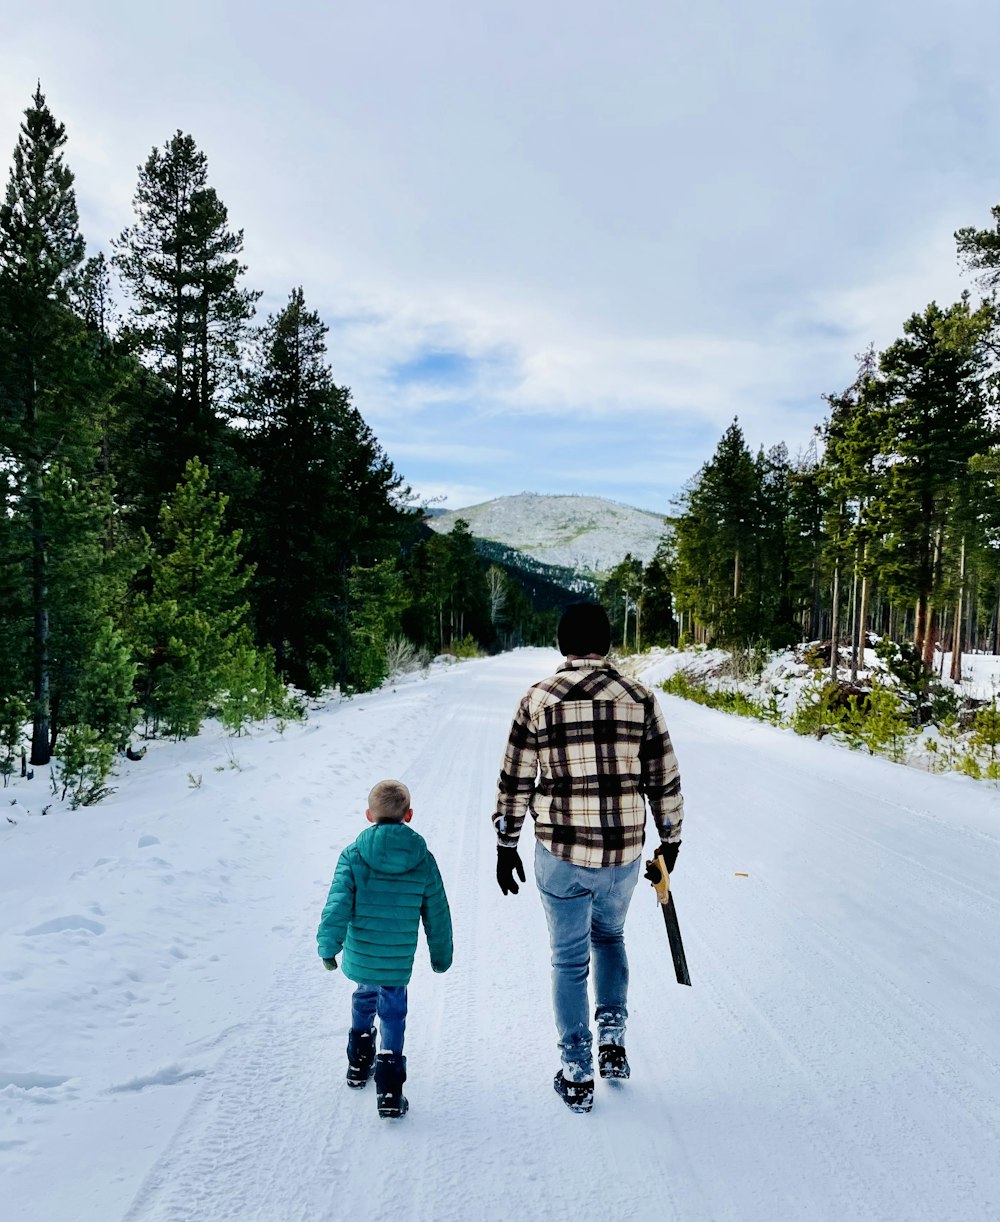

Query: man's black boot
374;1052;408;1118
345;1027;376;1089
598;1043;630;1080
553;1070;594;1113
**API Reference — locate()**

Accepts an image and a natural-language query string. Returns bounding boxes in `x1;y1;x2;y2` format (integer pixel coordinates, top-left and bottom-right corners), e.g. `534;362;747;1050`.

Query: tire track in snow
115;654;999;1222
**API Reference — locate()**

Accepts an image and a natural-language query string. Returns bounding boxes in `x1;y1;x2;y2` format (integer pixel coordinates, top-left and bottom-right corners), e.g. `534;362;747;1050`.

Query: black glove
644;842;680;884
496;845;526;896
322;957;338;971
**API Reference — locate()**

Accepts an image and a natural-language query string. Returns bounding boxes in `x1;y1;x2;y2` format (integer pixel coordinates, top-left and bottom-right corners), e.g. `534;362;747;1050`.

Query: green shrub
659;673;765;719
57;725;116;808
837;680;913;762
971;698;1000;769
217;642;274;735
958;753;983;779
448;635;483;659
791;680;847;738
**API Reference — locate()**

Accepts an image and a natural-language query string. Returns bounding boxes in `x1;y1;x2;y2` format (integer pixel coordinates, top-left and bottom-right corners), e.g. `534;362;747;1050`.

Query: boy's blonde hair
368;779;411;823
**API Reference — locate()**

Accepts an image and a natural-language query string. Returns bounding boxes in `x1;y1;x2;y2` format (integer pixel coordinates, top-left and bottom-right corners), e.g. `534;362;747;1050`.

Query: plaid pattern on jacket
494;658;684;869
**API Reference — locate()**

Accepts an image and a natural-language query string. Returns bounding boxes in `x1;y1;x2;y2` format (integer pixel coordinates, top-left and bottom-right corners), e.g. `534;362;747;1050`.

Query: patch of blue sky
389;343;521;391
391;349;477;387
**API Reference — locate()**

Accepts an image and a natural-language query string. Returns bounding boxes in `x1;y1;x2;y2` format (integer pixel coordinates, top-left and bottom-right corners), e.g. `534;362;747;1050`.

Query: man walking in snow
493;603;684;1113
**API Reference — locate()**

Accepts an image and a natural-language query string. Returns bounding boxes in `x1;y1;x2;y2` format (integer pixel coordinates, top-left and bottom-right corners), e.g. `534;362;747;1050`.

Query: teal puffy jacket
316;823;453;986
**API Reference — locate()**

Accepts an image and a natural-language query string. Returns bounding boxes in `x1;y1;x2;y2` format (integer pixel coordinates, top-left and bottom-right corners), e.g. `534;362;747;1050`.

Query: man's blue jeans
351;984;407;1056
535;840;642;1083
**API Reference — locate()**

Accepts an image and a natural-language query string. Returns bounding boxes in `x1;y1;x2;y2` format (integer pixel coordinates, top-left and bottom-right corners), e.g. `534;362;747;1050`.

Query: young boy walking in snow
316;779;453;1118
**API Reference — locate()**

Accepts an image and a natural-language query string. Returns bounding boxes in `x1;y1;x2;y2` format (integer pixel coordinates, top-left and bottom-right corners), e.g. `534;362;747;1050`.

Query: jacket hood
354;822;428;875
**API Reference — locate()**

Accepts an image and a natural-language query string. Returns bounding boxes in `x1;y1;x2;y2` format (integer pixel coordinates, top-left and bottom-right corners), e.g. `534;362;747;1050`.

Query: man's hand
322;957;338;971
644;841;680;884
496;845;526;896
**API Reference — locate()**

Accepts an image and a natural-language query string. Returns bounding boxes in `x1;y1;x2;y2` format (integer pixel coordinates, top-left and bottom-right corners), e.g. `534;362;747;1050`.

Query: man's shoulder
521;669;579;707
518;664;655;712
559;664;655;702
608;670;656;705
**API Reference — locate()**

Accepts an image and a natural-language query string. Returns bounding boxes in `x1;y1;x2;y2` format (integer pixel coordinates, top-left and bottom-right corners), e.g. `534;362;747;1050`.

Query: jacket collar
557;656;615;674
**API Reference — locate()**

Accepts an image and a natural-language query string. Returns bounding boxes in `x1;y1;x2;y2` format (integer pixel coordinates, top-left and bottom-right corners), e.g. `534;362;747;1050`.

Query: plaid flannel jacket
494;658;684;869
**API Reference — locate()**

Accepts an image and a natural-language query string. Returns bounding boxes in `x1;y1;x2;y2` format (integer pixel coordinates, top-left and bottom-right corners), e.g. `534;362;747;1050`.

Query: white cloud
3;0;1000;508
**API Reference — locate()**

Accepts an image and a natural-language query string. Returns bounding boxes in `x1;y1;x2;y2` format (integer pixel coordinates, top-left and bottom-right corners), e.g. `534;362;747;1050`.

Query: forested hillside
0;88;559;805
666;294;1000;675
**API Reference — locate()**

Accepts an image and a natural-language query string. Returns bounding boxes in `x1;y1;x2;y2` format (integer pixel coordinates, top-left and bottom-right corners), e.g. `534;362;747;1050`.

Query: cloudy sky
3;0;1000;513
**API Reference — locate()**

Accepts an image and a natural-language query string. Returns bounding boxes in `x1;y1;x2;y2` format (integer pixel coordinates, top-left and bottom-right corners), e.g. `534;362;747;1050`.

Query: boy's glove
496;845;526;896
643;841;680;883
323;957;338;971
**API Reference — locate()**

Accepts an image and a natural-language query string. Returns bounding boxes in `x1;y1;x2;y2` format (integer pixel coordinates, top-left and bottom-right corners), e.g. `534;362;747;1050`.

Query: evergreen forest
626;271;1000;688
0;88;556;803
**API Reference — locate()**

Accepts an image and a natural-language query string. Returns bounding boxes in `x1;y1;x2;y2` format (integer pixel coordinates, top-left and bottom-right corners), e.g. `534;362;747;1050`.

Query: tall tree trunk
921;607;939;673
993;581;1000;655
829;561;840;682
915;596;928;658
733;548;741;600
29;462;51;766
920;524;944;670
849;552;860;682
855;569;870;669
950;535;966;683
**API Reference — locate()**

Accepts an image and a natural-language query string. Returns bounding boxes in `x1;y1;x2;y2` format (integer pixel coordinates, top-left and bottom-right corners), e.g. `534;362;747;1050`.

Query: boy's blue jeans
351;984;407;1055
534;839;642;1083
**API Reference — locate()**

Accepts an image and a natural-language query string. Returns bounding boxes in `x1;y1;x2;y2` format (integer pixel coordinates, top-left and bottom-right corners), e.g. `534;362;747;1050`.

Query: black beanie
557;603;612;657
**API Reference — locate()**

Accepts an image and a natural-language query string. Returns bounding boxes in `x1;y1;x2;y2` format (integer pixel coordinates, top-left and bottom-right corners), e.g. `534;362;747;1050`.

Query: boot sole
377;1099;409;1118
554;1074;594;1113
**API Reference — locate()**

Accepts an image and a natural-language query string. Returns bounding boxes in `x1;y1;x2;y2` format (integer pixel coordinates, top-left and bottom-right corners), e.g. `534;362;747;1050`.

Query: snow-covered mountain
427;493;669;574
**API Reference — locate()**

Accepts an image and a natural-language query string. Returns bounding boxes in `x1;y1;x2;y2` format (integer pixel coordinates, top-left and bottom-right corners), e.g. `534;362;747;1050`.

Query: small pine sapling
0;695;29;788
790;678;847;739
57;725;116;807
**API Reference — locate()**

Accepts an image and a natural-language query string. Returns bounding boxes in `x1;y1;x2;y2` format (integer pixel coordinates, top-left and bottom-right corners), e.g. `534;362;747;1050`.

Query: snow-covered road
2;650;998;1221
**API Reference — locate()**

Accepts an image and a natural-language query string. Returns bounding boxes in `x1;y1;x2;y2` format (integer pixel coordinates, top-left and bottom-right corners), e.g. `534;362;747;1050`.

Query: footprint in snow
24;915;105;937
107;1064;206;1093
0;1071;71;1090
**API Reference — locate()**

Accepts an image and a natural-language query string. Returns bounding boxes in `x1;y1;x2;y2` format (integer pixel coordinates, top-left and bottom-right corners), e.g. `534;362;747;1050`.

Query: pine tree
640;543;677;647
876;298;995;667
784;440;827;640
820;348;888;678
673;419;762;644
113;132;259;496
73;618;137;750
42;462;139;749
0;86;101;765
237;287;411;690
134;457;254;737
603;554;643;650
344;560;404;693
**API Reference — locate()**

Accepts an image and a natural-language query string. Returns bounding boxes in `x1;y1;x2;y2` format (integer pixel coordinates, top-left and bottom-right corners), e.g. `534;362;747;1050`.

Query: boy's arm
420;853;453;973
316;849;356;961
493;692;538;847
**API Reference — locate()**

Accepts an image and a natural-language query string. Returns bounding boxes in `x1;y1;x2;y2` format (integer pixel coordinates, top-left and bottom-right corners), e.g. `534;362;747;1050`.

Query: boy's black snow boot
553;1071;594;1113
346;1027;376;1089
598;1043;630;1080
374;1052;408;1118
